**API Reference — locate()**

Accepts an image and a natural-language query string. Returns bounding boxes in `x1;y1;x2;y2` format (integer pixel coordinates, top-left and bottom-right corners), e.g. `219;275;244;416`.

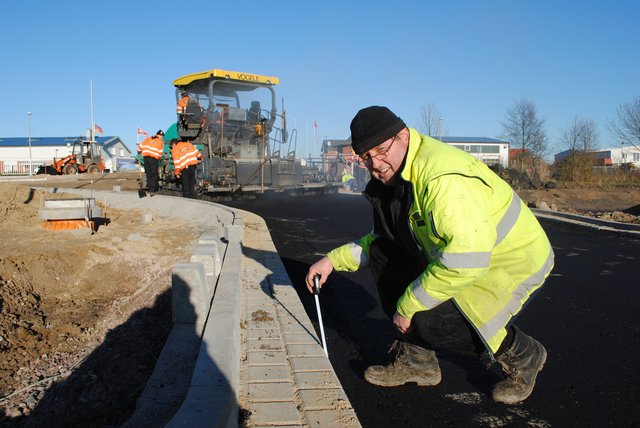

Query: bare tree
502;98;548;157
501;98;549;181
609;95;640;150
557;117;599;182
419;103;444;137
560;117;599;152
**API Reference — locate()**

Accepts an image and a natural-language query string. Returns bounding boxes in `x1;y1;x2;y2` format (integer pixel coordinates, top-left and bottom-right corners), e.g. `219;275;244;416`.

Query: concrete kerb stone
532;208;640;235
39;198;103;220
225;224;244;243
190;243;221;279
168;210;243;427
172;263;210;329
37;188;241;428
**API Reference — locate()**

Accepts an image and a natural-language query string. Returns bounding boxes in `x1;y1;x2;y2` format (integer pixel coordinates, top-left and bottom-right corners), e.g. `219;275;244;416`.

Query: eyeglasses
359;135;397;166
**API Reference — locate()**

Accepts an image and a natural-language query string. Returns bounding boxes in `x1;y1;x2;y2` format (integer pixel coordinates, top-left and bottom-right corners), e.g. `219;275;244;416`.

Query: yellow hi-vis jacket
341;172;355;183
327;128;554;355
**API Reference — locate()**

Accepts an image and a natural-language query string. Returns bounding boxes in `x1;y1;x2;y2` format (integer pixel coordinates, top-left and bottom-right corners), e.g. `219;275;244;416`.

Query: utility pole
28;112;33;176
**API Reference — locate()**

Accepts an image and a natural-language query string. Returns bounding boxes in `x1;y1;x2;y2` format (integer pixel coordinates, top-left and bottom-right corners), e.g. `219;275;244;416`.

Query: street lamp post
27;112;33;176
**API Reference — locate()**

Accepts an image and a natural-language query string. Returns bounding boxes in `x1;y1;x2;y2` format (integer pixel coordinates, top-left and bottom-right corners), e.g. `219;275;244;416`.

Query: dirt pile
0;183;203;426
516;185;640;223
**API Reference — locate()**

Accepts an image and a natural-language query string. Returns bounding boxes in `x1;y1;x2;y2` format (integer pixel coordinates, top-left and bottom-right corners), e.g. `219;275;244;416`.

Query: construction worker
305;106;554;404
137;130;164;193
176;92;189;114
340;169;356;192
171;138;202;198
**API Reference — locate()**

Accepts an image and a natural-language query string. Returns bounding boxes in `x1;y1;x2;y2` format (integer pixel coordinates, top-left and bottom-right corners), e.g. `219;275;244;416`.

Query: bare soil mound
517;185;640;224
0;182;202;426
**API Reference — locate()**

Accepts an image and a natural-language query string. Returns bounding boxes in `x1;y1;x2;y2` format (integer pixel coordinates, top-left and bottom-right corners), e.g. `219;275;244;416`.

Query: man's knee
411;301;485;357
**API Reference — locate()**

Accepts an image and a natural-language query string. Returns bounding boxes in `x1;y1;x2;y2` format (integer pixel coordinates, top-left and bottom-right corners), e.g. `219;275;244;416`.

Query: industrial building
0;136;132;175
437;136;510;169
320;136;510;178
555;145;640;168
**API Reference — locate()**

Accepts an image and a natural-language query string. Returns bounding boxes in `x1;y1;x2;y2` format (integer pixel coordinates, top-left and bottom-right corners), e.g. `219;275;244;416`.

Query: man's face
360;128;408;185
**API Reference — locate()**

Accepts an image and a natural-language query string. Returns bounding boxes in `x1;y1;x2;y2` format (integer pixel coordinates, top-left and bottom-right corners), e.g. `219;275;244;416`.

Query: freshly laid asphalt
223;191;640;428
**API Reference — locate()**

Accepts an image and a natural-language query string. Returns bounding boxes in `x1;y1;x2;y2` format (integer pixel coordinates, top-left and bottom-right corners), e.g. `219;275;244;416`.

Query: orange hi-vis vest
177;96;189;113
172;141;202;175
137;135;164;159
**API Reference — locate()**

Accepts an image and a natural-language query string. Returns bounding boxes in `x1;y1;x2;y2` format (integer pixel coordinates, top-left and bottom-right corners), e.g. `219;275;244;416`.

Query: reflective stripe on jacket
171;141;202;175
137;135;164;159
327;128;554;354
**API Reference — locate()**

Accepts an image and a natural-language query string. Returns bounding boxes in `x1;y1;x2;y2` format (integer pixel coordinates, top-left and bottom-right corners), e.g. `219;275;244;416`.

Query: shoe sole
364;372;442;387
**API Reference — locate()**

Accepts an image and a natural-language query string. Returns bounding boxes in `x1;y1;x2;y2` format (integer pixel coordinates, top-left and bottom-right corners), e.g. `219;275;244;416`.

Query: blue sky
1;1;639;160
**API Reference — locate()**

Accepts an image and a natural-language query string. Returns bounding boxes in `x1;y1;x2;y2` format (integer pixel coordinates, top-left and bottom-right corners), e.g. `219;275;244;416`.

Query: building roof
0;136;123;147
0;136;131;154
437;136;509;144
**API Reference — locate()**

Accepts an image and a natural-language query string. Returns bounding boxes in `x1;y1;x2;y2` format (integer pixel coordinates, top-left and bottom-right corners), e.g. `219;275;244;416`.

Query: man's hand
305;256;334;293
393;311;413;334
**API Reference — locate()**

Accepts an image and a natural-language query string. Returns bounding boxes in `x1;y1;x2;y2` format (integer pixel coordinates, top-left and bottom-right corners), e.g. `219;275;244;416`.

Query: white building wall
555;146;640;168
0;146;76;174
608;147;640;166
0;146;72;162
448;143;509;169
1;138;134;174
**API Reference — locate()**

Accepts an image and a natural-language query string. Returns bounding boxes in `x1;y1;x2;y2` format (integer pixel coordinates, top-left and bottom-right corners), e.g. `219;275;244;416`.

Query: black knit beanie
350;106;406;155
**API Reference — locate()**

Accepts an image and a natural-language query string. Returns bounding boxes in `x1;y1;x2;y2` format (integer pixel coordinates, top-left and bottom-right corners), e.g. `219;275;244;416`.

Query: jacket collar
400;128;423;183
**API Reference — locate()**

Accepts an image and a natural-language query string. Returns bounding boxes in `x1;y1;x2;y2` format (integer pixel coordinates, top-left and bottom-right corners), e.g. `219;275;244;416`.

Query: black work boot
492;327;547;404
364;341;441;387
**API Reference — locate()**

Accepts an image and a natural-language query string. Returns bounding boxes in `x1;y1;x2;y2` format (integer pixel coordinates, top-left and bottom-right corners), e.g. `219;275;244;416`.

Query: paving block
289;356;332;372
247;350;288;365
293;371;340;389
280;319;317;336
249;401;301;426
247;328;280;340
304;409;360;428
247;381;295;401
297;388;346;410
247;338;282;352
248;365;292;383
283;332;319;346
286;344;326;358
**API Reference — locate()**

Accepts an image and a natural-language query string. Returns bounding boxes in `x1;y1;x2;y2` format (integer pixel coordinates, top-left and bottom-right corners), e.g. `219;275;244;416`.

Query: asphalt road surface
223;192;640;428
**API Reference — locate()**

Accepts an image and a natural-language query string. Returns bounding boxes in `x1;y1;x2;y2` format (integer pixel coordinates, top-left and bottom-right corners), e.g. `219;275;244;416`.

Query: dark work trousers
368;237;508;358
181;165;197;198
143;156;160;192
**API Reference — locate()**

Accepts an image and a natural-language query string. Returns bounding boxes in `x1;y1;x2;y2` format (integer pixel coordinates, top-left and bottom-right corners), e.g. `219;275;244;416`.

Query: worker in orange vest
171;138;203;198
137;130;164;192
176;92;189;114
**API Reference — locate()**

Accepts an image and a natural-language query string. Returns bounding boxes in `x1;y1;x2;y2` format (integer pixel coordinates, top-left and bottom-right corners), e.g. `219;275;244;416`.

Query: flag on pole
137;127;149;136
94;124;104;134
314;120;318;143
